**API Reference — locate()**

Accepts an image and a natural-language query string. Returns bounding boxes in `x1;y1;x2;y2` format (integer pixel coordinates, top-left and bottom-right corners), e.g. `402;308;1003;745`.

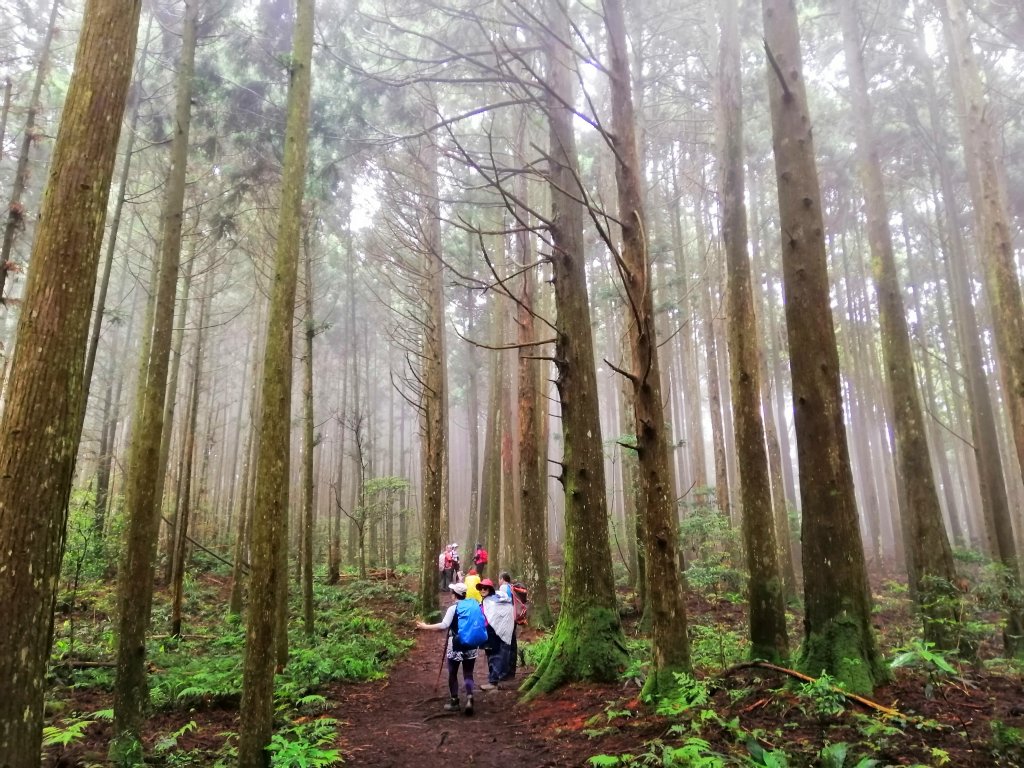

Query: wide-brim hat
449;583;468;596
478;579;495;591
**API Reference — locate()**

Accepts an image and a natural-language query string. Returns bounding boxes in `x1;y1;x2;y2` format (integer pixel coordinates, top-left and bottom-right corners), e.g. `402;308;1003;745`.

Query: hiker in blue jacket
415;582;486;715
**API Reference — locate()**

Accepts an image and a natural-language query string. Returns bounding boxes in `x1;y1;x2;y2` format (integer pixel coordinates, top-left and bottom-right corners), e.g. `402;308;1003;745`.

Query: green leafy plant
268;718;342;767
796;672;846;719
654;673;710;716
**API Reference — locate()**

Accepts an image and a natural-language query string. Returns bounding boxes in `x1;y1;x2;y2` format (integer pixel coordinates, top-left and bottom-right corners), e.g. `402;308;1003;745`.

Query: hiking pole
433;627;450;695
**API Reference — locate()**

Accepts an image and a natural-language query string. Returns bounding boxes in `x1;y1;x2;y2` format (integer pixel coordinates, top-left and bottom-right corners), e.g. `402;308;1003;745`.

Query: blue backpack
453;598;488;649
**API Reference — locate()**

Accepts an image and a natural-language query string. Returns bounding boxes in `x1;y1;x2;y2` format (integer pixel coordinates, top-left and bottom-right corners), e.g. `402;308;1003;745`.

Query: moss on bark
521;605;626;700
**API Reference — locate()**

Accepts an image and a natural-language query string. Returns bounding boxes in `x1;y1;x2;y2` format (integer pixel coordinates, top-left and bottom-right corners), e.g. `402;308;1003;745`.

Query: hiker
441;544;457;587
498;572;519;679
415;583;487;715
450;543;462;582
473;542;488;577
465;568;482;602
438;545;450;590
478;579;514;689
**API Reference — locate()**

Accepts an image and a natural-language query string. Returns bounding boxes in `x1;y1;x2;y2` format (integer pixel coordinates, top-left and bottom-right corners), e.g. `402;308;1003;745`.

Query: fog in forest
1;0;1023;765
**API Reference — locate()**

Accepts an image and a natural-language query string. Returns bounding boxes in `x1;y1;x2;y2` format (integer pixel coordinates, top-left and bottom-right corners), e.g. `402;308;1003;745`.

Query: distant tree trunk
302;240;316;638
717;0;788;662
602;0;691;694
0;78;11;158
171;275;210;638
112;0;198;752
466;283;481;546
521;0;627;697
229;301;264;615
161;259;194;584
328;362;347;584
0;0;61;303
416;127;449;618
697;213;730;520
481;312;503;582
0;0;142;760
838;0;961;648
237;0;314;760
761;0;883;694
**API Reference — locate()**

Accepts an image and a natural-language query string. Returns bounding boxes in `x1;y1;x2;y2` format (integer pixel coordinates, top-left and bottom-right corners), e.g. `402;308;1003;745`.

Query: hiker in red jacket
473;542;488;577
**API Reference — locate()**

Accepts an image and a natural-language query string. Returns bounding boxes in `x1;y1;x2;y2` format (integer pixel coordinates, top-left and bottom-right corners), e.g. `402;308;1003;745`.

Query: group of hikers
416;546;522;715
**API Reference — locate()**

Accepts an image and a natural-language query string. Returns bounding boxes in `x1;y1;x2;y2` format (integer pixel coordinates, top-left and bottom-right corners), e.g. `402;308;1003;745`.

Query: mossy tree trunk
761;0;883;694
0;0;142;760
838;0;961;650
237;0;314;760
521;0;627;698
112;0;198;754
939;0;1024;656
602;0;691;695
717;0;788;663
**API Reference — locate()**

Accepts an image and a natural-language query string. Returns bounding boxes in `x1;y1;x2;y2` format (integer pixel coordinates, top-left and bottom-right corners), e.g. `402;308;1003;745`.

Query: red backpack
510;583;529;625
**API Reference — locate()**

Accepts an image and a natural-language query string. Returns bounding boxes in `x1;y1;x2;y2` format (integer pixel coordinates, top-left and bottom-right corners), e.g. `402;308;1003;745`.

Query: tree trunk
171;273;210;638
761;0;883;694
521;0;627;697
717;0;788;662
415;127;449;619
112;0;198;752
237;0;314;760
302;238;316;638
602;0;691;694
0;0;142;760
515;131;552;626
838;0;960;648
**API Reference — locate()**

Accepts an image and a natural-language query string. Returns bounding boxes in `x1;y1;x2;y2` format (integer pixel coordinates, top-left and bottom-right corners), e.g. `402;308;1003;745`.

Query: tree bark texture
761;0;882;694
238;0;314;760
0;0;142;760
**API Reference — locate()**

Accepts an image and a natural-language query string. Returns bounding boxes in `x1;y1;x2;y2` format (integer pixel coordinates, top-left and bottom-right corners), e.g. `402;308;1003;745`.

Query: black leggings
447;657;476;698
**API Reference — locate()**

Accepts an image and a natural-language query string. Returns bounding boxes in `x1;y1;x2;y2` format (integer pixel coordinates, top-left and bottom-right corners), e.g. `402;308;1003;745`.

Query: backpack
510;583;529;625
453;598;488;649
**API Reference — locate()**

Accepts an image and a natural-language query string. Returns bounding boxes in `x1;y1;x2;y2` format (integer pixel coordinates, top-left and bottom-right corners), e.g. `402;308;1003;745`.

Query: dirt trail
327;627;590;767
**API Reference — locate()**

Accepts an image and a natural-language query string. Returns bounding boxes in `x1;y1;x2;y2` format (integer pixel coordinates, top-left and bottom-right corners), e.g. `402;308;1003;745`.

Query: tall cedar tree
416;127;449;618
514;121;553;626
0;0;142;760
237;0;315;760
717;0;789;662
761;0;884;693
112;0;198;752
939;0;1024;655
602;0;692;694
837;0;961;649
521;0;627;697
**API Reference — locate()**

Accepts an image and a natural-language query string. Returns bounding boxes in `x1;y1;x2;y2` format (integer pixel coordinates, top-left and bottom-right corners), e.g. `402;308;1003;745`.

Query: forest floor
42;565;1024;767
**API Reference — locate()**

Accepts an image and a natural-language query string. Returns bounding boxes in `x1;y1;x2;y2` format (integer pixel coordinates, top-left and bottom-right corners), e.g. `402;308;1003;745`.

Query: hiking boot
443;697;460;712
479;682;496;691
463;695;474;716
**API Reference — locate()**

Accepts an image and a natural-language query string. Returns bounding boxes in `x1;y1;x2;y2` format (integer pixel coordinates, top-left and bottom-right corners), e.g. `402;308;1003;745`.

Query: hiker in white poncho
478;579;514;689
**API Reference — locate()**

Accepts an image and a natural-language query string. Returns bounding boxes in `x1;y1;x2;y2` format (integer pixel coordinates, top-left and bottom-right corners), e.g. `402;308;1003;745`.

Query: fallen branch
160;515;249;574
719;661;903;718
